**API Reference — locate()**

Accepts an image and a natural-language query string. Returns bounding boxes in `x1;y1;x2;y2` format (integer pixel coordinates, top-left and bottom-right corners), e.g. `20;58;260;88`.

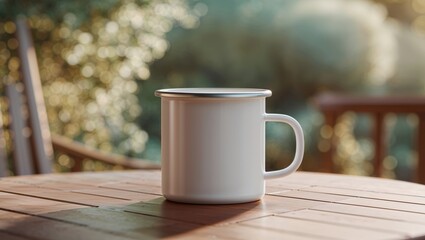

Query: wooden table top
1;170;425;240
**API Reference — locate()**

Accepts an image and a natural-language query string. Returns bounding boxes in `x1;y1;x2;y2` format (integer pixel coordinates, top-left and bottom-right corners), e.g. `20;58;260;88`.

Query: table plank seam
0;229;35;240
311;208;425;225
98;185;162;196
335;202;425;215
0;180;162;200
68;190;137;201
311;184;425;198
0;206;88;227
267;190;425;208
276;210;414;238
0;190;96;207
296;189;425;205
267;193;344;204
334;201;425;215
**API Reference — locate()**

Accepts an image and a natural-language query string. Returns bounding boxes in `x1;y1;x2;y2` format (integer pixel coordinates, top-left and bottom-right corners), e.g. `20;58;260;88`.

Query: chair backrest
16;17;54;174
0;104;7;176
0;17;53;176
0;17;161;177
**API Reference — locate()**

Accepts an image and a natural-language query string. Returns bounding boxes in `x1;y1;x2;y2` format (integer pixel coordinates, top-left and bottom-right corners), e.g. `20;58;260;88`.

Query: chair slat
0;103;7;177
16;17;53;174
6;84;34;175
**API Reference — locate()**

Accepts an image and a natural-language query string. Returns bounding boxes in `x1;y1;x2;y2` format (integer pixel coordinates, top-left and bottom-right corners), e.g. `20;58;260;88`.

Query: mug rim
155;88;272;98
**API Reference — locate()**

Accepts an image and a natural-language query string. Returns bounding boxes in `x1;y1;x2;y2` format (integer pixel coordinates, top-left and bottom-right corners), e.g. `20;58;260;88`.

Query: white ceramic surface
156;88;304;204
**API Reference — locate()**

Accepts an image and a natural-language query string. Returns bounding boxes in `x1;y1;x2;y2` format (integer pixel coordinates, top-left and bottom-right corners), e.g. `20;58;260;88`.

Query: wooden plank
31;181;98;191
170;224;321;240
99;182;162;195
313;203;425;224
122;177;163;186
38;171;159;185
0;231;32;240
0;192;85;215
5;84;34;175
279;209;425;237
1;172;115;185
265;181;311;193
241;215;403;240
1;173;163;198
285;172;425;197
71;188;159;201
339;197;425;214
0;181;136;207
2;175;163;199
0;179;88;191
135;222;210;239
265;186;292;194
302;186;425;204
0;187;134;207
319;175;425;197
118;170;162;181
0;170;161;186
276;171;344;185
280;174;425;205
270;190;352;203
0;210;134;240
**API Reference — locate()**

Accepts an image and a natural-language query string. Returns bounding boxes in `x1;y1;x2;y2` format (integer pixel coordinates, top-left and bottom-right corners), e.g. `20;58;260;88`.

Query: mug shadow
4;197;260;239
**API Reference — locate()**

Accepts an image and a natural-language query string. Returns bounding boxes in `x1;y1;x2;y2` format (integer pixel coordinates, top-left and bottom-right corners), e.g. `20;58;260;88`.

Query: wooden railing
313;92;425;184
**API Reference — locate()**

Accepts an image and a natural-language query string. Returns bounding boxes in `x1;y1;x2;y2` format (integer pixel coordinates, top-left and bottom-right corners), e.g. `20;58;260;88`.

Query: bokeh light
0;0;201;172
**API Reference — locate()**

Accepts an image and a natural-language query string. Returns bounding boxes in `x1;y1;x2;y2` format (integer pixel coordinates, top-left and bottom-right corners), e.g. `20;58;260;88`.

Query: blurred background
1;0;424;181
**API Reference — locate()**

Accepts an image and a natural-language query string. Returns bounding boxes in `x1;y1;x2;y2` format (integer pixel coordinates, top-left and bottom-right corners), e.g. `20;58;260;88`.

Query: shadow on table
5;197;259;239
120;197;260;237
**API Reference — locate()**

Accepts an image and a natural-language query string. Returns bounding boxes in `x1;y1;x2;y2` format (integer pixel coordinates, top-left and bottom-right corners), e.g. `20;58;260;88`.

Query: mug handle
263;114;304;179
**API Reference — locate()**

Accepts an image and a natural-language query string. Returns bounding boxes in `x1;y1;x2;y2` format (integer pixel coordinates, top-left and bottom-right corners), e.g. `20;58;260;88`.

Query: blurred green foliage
0;0;201;167
140;0;425;179
139;0;397;169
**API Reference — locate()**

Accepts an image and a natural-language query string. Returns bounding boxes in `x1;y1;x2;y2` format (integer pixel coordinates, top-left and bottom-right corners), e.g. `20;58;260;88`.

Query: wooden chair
0;17;160;176
313;91;425;184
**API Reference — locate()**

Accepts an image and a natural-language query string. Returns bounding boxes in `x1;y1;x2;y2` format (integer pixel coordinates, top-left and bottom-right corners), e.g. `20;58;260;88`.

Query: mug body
160;93;267;204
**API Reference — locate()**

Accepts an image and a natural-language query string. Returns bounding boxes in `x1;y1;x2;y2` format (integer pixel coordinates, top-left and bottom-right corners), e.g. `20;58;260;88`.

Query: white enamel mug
155;88;304;204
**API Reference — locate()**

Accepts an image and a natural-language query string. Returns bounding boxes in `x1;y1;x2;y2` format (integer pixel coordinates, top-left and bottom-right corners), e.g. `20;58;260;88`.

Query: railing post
322;111;337;173
373;113;384;177
417;113;425;184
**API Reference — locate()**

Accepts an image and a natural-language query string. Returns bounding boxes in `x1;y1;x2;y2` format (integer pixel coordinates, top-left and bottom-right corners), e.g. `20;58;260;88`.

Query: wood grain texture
0;170;424;239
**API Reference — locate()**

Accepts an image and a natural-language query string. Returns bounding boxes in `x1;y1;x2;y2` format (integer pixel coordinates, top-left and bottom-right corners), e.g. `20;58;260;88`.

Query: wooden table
1;170;425;240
